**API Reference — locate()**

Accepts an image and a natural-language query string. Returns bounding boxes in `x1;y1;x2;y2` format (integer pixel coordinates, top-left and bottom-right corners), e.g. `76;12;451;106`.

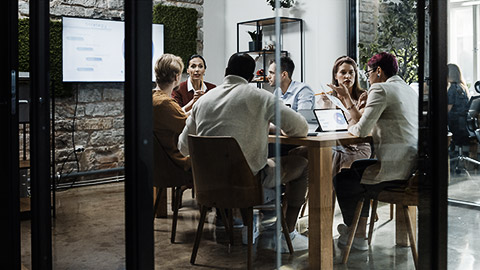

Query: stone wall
54;84;125;173
359;0;380;45
18;0;205;178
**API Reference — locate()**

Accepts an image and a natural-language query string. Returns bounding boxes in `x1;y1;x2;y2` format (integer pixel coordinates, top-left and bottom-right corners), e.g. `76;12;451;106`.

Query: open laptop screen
313;108;348;132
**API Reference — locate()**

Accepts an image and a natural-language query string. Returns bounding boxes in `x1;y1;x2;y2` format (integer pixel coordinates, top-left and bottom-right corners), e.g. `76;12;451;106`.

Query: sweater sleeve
277;103;309;137
178;111;197;156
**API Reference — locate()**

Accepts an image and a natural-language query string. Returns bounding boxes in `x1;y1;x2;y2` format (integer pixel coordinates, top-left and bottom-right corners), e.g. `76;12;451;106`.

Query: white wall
203;0;227;85
204;0;348;95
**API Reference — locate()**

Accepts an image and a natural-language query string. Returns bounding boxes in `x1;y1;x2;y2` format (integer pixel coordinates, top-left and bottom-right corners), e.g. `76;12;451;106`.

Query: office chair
450;85;480;176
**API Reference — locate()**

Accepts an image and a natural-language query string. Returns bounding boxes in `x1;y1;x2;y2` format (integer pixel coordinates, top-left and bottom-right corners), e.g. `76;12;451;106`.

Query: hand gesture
193;90;205;101
327;83;349;99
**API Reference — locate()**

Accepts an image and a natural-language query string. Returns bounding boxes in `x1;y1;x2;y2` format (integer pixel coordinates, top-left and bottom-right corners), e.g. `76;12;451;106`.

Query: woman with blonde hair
152;54;192;218
447;63;470;146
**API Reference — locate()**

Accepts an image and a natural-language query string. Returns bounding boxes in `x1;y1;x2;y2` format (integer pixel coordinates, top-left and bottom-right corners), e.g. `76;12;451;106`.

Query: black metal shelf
236;17;304;83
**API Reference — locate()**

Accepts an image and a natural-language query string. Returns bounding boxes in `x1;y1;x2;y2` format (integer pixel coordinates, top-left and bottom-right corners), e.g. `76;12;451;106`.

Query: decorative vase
249;41;256;51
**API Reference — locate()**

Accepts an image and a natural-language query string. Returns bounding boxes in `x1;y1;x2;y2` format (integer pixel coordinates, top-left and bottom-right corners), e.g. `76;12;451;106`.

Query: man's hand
269;123;287;136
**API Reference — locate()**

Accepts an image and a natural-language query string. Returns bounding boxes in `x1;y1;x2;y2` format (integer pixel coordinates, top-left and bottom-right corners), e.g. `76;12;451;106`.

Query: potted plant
247;29;262;51
266;0;295;10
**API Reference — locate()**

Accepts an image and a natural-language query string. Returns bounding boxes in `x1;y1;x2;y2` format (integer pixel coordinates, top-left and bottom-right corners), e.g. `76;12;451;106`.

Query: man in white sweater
178;53;309;252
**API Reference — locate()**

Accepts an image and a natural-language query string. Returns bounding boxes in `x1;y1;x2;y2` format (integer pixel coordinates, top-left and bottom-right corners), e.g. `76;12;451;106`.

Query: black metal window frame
1;0;20;268
124;0;155;269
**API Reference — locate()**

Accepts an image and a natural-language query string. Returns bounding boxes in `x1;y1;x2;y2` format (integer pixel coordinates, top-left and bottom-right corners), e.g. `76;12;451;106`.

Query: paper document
325;94;348;112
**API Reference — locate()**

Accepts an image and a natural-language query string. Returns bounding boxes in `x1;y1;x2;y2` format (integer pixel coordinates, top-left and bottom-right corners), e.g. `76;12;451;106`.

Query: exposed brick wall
18;0;204;177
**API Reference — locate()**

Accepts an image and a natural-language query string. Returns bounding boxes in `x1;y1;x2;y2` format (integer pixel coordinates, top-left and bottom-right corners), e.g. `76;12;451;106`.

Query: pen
315;91;334;96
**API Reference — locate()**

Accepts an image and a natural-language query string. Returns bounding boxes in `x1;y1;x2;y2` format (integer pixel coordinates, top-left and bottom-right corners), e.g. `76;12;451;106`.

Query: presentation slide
62;17;164;82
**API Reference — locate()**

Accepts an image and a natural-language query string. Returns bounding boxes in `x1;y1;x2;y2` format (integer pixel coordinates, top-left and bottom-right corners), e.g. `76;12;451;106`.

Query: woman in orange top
152;54;191;192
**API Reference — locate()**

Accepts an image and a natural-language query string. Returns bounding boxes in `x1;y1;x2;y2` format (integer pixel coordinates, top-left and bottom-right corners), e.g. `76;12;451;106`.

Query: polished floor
20;173;480;269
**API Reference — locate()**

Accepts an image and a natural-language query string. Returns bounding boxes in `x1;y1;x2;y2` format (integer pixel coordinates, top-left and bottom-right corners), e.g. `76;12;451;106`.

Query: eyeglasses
365;67;376;76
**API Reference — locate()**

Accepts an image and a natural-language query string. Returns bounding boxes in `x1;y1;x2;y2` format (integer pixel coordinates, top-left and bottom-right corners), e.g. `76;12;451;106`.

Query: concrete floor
20;174;480;269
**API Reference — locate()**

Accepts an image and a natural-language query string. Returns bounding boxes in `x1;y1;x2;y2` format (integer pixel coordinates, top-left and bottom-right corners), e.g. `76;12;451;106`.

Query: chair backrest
475;81;480;94
188;135;263;209
467;95;480;141
153;133;191;188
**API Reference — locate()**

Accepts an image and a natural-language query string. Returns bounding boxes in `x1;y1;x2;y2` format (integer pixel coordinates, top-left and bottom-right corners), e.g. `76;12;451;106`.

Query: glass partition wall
447;1;480;269
4;0;463;269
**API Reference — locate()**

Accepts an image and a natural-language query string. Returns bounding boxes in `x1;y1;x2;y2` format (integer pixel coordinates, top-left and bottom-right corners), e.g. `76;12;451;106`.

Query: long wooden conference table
269;132;372;269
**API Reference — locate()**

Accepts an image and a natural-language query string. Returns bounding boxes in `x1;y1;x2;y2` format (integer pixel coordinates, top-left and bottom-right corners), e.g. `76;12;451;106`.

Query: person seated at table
267;56;315;112
266;56;314;158
172;54;216;113
447;63;470;152
152;54;192;209
334;52;418;250
320;56;371;176
178;52;309;252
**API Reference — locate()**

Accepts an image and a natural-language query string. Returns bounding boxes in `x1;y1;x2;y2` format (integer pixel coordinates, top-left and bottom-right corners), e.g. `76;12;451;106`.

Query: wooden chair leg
368;199;378;245
171;188;175;211
300;190;309;218
342;198;364;264
218;208;234;247
247;207;253;270
280;206;294;254
171;187;182;243
332;191;336;219
190;205;208;265
403;205;418;269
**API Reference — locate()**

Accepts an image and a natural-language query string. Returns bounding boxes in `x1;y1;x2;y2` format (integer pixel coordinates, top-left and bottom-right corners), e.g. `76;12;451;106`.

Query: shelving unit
17;72;57;219
236;17;304;84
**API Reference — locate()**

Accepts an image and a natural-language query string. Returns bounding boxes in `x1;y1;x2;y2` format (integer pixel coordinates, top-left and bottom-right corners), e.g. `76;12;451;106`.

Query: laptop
298;109;320;135
313;108;349;132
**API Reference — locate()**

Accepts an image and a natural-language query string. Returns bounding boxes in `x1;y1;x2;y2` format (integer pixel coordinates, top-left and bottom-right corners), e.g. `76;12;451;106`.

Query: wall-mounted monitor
62;17;164;82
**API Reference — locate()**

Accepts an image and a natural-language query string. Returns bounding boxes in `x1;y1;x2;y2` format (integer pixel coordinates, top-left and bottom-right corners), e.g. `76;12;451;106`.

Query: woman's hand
327;83;349;99
192;90;205;102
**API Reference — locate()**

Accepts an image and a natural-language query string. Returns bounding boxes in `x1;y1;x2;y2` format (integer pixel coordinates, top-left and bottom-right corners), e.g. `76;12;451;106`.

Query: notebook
313;108;349;132
298;109;319;135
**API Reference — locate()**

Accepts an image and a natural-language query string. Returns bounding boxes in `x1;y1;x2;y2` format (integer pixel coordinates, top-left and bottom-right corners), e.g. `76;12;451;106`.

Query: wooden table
269;133;372;269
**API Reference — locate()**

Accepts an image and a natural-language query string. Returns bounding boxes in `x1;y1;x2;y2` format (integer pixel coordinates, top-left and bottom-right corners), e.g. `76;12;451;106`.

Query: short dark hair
367;52;398;78
188;54;207;69
225;53;255;81
270;56;295;79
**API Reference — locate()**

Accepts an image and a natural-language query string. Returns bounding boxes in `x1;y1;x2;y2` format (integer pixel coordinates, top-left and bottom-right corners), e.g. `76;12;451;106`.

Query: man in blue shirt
266;56;315;112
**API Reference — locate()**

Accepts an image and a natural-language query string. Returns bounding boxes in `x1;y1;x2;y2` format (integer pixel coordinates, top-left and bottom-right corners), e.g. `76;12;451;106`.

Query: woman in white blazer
334;52;418;251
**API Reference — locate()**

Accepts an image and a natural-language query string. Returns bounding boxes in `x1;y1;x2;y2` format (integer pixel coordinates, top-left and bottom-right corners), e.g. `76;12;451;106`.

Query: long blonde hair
447;63;469;96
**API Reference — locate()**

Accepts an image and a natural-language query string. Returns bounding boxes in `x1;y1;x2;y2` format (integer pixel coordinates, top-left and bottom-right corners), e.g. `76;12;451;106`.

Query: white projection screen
62;17;164;82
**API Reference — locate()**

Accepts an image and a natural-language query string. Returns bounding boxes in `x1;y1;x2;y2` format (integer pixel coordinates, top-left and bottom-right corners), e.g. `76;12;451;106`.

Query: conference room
3;0;479;269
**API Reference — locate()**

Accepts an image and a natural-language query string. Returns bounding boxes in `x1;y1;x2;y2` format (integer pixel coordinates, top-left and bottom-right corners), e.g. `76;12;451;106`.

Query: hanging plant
266;0;295;10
